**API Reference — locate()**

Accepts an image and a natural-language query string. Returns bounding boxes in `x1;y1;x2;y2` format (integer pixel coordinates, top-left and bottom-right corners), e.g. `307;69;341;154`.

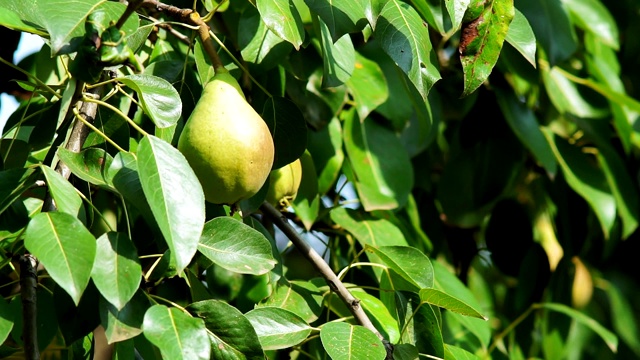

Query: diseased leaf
459;0;514;96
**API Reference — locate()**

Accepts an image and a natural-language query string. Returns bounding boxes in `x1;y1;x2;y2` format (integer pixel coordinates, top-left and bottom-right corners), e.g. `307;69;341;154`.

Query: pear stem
190;12;224;72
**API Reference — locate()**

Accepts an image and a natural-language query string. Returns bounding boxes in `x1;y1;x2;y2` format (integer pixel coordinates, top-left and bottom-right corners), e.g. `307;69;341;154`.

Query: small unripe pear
178;69;274;205
266;159;302;209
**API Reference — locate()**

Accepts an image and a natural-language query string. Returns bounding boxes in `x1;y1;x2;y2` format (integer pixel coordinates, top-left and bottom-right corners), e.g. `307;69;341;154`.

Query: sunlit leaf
91;232;142;310
318;16;355;87
143;305;211;360
562;0;618;50
118;75;182;128
197;217;276;275
330;207;408;247
24;212;96;305
505;8;537;67
345;52;388;120
245;307;311;350
137;135;205;273
419;288;486;320
320;322;386;360
57;148;114;189
260;281;323;323
41;165;84;219
305;0;368;41
366;245;433;289
459;0;514;96
257;0;305;50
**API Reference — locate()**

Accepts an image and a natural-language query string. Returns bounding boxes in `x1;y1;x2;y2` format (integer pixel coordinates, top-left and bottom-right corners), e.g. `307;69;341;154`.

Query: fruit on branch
178;68;274;205
265;159;302;209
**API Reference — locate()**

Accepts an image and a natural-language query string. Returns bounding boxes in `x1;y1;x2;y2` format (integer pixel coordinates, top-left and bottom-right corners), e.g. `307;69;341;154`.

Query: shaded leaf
538;302;618;353
0;168;36;215
188;300;265;360
307;117;344;195
459;0;514;96
0;296;13;345
239;7;292;69
343;109;413;210
143;305;211;360
562;0;618;50
318;16;355;87
41;164;84;219
24;212;96;305
515;0;577;65
541;66;608;118
330;207;408;247
118;75;182;128
100;290;148;343
260;280;323;323
375;0;440;101
292;150;320;230
91;232;142;310
419;288;486;320
197;217;276;275
137;135;205;273
57;147;114;189
305;0;368;41
245;307;311;350
262;97;307;169
320;322;386;360
345;52;388;120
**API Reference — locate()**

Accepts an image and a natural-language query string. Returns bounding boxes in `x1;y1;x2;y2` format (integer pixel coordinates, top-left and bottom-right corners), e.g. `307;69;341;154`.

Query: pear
178;68;274;205
265;159;302;209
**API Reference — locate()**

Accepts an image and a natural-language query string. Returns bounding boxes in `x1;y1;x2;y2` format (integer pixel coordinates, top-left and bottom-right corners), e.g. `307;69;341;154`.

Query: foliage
1;0;639;359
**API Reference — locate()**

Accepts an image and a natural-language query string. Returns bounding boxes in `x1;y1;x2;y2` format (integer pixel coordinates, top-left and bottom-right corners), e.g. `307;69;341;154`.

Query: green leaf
460;0;514;96
393;343;419;360
330;207;408;247
260;280;323;323
345;52;388;120
143;305;211;360
194;38;216;84
444;344;482;360
24;212;96;305
197;217;276;275
100;290;148;343
353;290;400;343
318;16;355;87
0;168;36;215
445;0;471;31
495;88;556;175
543;130;616;238
432;262;491;348
257;0;305;50
262;97;307;169
118;75;182;128
605;280;640;356
562;0;618;50
57;148;114;189
366;245;434;289
305;0;367;42
188;300;265;360
375;0;440;102
0;296;13;345
392;292;444;357
541;66;608;118
91;232;141;310
245;307;311;350
505;8;537;67
343;108;413;210
320;322;386;360
38;0;106;55
292;150;320;230
515;0;577;65
0;0;46;35
137;135;205;273
41;165;84;219
307;117;344;195
239;7;292;69
538;302;618;353
419;288;486;320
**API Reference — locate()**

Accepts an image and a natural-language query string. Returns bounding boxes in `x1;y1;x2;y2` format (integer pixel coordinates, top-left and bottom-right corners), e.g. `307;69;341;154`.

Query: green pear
178;68;274;205
265;159;302;209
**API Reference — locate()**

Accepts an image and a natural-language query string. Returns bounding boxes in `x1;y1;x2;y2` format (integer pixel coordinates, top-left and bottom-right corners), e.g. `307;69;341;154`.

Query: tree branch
260;202;394;357
19;255;39;360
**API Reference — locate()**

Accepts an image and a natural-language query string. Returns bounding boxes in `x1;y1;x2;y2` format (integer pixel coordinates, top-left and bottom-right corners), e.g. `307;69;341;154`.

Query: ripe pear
265;159;302;209
178;68;274;205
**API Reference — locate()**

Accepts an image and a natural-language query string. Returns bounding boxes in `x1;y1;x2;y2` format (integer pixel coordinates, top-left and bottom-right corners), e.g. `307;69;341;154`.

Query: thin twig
260;202;394;358
19;254;39;360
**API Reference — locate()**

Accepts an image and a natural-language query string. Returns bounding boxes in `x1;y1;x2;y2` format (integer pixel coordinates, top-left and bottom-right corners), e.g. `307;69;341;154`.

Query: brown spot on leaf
459;16;483;55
